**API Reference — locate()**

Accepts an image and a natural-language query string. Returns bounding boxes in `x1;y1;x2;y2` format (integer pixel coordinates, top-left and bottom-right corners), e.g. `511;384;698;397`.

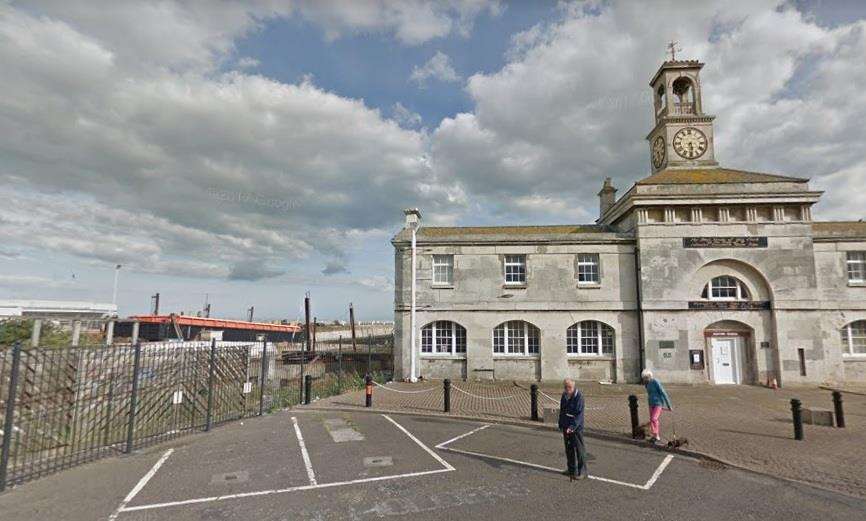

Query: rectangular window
432;255;454;285
421;326;433;353
848;252;866;283
577;254;600;285
507;321;524;354
504;255;526;285
454;325;466;353
434;321;453;353
493;326;505;354
844;322;866;356
580;320;599;354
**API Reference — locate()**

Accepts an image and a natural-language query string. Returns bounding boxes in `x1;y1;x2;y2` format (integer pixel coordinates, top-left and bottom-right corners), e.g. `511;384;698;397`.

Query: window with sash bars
566;321;615;356
503;255;526;285
848;252;866;283
432;255;454;285
842;321;866;356
493;321;539;355
421;321;466;355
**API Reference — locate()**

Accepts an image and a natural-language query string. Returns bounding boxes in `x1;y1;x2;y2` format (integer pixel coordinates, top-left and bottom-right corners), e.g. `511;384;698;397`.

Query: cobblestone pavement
307;380;866;498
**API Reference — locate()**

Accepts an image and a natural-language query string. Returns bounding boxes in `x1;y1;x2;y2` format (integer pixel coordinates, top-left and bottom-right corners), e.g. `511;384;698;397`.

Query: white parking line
434;423;491;449
116;414;458;515
436;424;674;491
382;414;455;471
108;448;174;520
292;416;317;485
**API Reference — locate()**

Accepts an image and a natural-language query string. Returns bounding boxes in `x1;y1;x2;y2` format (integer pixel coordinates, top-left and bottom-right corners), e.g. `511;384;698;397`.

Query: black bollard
628;395;640;439
444;379;451;413
832;391;845;428
303;375;312;405
791;398;804;440
530;384;539;421
365;375;373;408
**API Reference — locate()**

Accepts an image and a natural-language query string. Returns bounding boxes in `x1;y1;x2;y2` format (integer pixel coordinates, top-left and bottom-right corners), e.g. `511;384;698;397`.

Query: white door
711;338;737;384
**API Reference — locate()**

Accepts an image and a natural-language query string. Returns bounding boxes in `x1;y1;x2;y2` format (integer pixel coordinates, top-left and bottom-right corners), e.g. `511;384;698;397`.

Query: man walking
559;378;588;481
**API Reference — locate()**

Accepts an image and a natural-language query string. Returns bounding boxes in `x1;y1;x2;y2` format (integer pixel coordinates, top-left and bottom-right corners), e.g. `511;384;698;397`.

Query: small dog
666;437;689;449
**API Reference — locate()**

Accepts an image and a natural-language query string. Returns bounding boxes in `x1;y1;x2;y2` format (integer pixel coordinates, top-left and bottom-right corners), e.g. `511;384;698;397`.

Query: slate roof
392;224;625;243
418;225;608;237
637;168;809;186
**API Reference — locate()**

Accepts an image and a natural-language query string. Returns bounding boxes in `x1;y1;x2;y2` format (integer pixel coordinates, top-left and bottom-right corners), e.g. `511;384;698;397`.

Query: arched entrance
704;320;756;385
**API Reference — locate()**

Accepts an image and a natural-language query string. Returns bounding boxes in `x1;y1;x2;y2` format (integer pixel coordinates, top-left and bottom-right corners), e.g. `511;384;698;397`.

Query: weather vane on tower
667;40;682;61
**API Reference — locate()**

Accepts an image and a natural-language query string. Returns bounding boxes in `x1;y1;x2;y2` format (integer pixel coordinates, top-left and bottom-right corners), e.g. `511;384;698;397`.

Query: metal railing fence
0;338;392;490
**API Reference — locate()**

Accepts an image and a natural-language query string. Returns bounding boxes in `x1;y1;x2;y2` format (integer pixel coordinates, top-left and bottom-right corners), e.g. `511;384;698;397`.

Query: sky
1;0;865;322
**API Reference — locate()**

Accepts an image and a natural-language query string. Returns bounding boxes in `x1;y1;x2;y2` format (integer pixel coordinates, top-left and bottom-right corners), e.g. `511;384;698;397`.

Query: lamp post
112;264;122;308
403;209;421;383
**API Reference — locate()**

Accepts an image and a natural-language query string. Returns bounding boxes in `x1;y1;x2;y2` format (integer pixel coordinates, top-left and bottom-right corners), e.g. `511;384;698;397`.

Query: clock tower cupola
647;45;718;173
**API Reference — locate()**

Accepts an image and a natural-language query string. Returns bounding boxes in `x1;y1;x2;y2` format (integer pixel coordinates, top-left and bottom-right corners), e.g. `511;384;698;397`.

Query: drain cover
211;470;250;484
363;456;393;468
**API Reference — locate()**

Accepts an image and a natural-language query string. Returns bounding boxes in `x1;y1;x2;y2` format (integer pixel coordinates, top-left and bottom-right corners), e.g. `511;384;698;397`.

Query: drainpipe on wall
404;208;422;382
634;247;646;376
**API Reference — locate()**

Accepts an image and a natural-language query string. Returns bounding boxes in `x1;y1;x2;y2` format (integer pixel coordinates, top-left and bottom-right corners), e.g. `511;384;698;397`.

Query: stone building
392;58;866;386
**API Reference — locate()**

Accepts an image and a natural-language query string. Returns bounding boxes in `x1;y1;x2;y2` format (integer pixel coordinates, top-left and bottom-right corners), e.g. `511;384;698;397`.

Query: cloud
430;1;866;222
410;51;461;86
0;275;77;289
236;56;260;69
3;0;866;309
228;259;285;281
0;5;461;284
391;102;423;128
322;261;349;276
293;0;502;45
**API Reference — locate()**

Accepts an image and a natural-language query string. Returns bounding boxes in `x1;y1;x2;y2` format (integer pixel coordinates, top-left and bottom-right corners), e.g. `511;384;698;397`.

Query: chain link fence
0;338;392;490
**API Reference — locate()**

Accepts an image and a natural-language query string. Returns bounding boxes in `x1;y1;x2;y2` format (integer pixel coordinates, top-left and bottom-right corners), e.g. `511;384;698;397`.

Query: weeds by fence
0;339;392;490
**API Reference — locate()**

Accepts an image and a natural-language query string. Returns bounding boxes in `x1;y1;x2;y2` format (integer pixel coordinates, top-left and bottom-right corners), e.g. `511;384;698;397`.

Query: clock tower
646;57;718;173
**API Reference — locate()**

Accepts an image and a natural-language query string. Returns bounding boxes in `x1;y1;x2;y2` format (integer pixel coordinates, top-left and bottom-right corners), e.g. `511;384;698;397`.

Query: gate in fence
0;340;262;490
0;337;394;490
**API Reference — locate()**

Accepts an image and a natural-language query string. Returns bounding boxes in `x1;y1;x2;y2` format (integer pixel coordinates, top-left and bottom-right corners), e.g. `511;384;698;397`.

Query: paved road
1;410;864;520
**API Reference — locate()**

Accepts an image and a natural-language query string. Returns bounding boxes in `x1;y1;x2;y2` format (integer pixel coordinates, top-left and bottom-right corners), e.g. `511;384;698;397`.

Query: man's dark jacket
559;390;585;432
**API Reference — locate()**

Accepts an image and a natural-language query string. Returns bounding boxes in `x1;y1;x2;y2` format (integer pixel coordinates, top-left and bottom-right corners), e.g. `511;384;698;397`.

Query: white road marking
381;414;455;471
108;448;174;520
437;423;673;491
643;454;674;489
119;414;458;514
292;416;317;485
434;424;491;449
120;468;453;513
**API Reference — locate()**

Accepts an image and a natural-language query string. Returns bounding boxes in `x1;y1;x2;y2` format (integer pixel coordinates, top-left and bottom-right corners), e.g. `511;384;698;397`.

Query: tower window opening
671;77;695;114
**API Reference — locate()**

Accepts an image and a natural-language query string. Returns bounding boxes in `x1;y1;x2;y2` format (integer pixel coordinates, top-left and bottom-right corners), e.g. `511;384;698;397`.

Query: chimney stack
598;178;617;219
403;208;422;229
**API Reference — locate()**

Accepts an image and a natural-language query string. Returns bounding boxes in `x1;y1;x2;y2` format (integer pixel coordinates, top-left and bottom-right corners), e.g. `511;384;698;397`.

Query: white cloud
3;0;866;311
0;275;78;290
410;51;461;86
0;5;459;283
391;102;423;128
430;1;866;222
236;56;260;69
293;0;502;45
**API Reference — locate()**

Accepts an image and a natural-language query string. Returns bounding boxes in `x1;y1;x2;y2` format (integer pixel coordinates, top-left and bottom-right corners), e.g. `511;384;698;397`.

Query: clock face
651;135;666;168
673;127;708;159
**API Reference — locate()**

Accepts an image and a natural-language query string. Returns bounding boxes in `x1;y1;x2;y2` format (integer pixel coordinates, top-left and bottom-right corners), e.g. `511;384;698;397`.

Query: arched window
671;77;695;114
421;321;466;355
702;276;751;301
567;321;615;356
842;321;866;356
493;321;539;356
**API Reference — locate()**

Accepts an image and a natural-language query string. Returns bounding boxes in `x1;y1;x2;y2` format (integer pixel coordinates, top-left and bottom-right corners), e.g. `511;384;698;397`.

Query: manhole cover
211;470;250;484
363;456;393;468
